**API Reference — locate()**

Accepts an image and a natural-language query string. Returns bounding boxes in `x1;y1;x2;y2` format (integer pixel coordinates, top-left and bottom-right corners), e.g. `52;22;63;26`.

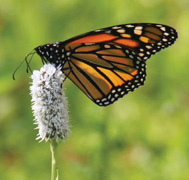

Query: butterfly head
35;42;64;66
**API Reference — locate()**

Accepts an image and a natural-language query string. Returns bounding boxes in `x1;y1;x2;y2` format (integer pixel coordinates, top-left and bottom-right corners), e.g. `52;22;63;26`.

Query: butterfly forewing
63;23;177;61
35;23;177;106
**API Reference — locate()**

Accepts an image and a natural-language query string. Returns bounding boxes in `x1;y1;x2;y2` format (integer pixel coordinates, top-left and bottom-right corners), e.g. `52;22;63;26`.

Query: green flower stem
50;139;59;180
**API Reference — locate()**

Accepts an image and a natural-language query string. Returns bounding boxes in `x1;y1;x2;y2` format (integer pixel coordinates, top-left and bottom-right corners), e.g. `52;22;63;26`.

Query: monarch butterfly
31;23;177;106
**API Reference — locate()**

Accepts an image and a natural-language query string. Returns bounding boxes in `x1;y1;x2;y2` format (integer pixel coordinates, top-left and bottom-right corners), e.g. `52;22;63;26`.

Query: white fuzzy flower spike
30;63;69;142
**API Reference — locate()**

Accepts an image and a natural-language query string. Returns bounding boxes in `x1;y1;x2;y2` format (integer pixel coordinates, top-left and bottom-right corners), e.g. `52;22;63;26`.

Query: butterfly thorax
35;42;66;67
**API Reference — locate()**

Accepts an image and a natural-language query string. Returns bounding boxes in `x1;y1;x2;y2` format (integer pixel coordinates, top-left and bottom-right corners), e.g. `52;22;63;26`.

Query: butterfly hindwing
63;43;146;106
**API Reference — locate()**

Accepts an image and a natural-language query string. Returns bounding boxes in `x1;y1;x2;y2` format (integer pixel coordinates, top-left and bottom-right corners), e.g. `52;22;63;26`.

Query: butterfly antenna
26;50;35;73
12;50;36;80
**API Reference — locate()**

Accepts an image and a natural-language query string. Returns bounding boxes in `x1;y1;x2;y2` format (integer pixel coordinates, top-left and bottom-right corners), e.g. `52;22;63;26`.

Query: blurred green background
0;0;188;179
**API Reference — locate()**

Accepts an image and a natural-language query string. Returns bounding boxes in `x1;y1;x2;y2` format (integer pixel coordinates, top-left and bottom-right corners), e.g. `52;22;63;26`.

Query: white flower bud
30;64;69;142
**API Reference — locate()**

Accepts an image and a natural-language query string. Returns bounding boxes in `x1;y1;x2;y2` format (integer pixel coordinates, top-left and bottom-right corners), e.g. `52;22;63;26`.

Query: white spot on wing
95;29;102;32
160;27;166;31
126;25;134;28
104;44;111;48
117;29;125;33
112;26;121;29
66;52;71;56
135;26;143;30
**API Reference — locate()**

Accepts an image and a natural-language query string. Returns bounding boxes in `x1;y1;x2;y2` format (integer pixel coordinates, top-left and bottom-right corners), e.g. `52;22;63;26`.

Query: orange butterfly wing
35;23;177;106
63;44;146;106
